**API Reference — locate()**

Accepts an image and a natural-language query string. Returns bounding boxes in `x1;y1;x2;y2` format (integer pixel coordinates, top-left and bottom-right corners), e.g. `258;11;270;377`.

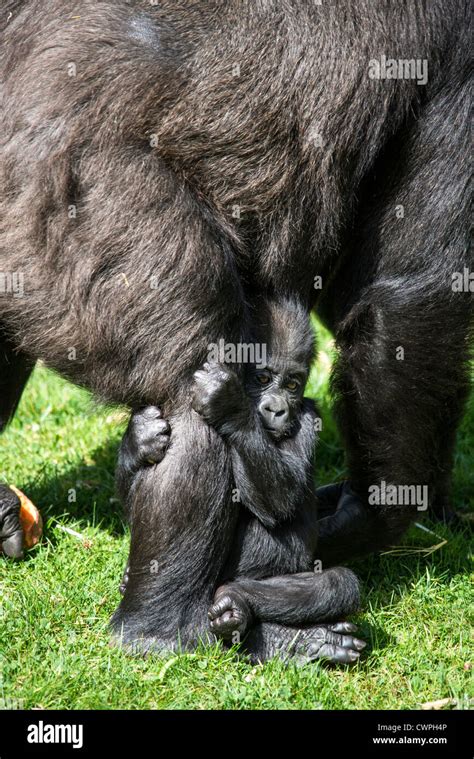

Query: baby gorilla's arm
191;363;317;528
116;406;172;595
116;406;171;517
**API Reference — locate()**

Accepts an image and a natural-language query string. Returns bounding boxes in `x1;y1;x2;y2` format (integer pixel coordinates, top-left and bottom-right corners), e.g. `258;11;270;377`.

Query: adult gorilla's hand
0;484;24;559
316;481;366;524
316;481;402;566
316;481;370;563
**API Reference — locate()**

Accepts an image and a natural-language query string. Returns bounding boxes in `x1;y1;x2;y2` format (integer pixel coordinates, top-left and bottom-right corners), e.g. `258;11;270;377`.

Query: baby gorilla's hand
191;362;247;432
124;406;171;469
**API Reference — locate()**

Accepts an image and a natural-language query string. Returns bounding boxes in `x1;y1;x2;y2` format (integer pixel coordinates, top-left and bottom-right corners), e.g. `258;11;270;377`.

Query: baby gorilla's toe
208;586;253;640
293;623;366;666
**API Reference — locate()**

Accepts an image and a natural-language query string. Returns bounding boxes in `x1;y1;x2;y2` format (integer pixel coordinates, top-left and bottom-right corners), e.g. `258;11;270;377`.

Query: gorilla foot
208;585;253;640
110;615;218;655
244;621;366;665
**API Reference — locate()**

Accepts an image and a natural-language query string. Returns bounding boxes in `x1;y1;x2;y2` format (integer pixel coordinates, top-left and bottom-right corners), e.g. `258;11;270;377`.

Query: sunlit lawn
0;322;472;709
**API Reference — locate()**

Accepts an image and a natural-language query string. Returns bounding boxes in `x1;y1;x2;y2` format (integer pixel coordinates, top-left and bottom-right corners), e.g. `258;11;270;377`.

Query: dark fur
191;298;316;526
0;1;472;654
118;299;364;663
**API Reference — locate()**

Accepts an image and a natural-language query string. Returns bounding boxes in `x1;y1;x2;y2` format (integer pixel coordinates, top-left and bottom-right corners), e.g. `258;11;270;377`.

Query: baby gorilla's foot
125;406;171;468
245;621;366;665
291;622;366;665
208;584;254;640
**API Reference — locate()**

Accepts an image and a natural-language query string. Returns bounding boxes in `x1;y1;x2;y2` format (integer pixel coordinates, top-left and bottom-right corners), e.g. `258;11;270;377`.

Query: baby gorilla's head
247;298;315;440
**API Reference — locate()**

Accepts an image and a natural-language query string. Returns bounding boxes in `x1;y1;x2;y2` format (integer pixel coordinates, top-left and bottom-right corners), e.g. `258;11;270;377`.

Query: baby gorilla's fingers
192;364;233;394
0;485;24;559
136;405;163;419
192;369;210;385
191;362;245;433
117;406;172;504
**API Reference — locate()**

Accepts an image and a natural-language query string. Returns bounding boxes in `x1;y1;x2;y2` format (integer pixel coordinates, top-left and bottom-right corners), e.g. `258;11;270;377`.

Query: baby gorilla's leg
116;406;171;595
209;570;365;664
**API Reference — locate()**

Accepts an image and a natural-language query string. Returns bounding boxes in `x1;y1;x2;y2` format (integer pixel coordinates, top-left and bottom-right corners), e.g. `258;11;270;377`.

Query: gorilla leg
0;330;35;557
317;79;472;564
1;105;251;620
111;409;239;652
209;569;360;632
0;329;34;432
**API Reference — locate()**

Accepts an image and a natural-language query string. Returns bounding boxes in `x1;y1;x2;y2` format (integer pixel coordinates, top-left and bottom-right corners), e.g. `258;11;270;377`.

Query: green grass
0;323;472;710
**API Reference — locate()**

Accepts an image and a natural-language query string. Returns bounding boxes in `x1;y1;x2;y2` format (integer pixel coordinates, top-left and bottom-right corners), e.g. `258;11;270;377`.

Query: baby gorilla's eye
256;373;270;385
285;379;298;391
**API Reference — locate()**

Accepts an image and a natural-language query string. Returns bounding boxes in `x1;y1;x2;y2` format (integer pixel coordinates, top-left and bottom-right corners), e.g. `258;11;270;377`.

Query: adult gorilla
0;2;471;656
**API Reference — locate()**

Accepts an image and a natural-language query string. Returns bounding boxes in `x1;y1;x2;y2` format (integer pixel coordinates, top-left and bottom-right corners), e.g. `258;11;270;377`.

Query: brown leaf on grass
420;698;456;710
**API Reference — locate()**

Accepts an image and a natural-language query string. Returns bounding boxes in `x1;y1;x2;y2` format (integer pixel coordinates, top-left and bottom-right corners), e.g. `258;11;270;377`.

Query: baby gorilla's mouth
263;423;290;441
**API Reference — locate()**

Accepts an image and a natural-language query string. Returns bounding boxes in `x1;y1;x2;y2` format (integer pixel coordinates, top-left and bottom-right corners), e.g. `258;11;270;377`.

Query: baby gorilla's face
245;360;308;440
247;295;315;439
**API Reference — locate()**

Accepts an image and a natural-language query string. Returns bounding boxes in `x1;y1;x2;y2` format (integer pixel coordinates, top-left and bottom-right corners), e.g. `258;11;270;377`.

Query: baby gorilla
117;299;365;664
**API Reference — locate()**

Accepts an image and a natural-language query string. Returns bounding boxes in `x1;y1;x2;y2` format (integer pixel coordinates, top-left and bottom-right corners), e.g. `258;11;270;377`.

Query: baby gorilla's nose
258;394;290;432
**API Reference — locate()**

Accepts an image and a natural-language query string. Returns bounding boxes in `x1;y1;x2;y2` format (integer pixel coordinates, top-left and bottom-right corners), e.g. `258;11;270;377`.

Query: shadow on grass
18;437;126;540
6;371;473;641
